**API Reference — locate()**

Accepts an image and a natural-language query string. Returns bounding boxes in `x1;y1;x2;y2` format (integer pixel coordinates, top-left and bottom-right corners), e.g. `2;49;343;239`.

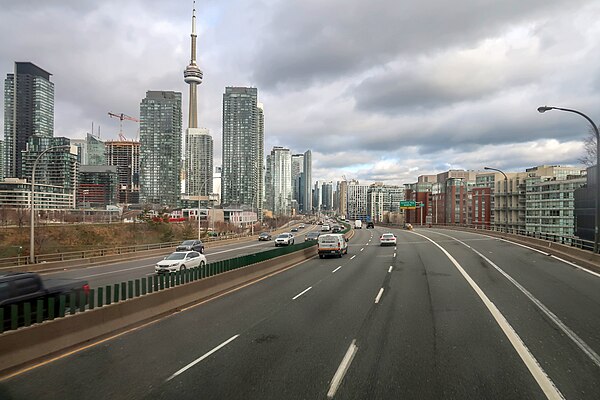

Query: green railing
0;240;317;334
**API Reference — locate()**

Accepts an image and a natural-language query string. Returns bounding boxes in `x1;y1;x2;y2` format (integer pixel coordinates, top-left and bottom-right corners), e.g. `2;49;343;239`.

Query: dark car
258;232;272;241
331;225;342;233
291;227;299;232
176;239;204;253
366;222;375;229
305;232;320;242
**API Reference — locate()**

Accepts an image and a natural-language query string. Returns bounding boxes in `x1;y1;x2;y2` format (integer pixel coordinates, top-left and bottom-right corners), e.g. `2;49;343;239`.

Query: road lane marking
388;266;393;273
332;266;342;274
497;238;549;256
292;286;312;300
327;340;358;399
393;252;396;258
350;255;356;260
360;248;364;252
374;288;384;304
550;255;600;278
366;243;369;246
394;247;397;250
166;335;240;381
410;231;565;400
79;264;153;278
431;231;600;369
208;241;271;255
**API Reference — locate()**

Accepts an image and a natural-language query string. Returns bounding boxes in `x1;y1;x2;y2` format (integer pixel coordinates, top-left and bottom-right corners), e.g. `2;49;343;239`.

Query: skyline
1;1;599;185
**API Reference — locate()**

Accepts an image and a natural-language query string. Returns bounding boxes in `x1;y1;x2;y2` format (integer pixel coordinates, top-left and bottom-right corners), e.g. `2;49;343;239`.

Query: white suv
275;233;295;246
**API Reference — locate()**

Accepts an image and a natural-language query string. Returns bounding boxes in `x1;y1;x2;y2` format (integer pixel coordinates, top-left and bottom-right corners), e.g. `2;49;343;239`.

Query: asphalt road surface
1;227;599;399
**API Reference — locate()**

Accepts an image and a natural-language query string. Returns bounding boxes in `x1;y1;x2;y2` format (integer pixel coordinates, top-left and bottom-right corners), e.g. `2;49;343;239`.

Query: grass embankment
0;221;199;258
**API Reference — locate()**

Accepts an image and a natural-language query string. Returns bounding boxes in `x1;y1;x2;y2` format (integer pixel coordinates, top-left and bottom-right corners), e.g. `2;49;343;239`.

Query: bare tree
579;127;598;167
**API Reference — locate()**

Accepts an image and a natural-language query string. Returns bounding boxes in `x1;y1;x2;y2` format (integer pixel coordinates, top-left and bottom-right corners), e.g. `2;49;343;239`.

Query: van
354;220;362;229
318;234;348;258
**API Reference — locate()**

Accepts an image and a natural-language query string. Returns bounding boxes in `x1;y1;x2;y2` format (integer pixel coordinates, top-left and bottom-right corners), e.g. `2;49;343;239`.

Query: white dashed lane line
332;266;342;273
375;288;384;304
292;286;312;300
350;255;356;260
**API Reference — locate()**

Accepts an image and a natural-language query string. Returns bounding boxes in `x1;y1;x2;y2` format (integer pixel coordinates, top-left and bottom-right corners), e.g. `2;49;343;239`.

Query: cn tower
184;1;203;128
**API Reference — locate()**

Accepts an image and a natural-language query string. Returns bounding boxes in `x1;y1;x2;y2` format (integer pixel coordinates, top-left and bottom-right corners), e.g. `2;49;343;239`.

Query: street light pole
484;167;509;233
30;145;70;264
538;106;600;253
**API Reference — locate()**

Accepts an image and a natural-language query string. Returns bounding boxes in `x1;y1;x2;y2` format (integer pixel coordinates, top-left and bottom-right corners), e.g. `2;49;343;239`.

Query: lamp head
537;106;553;113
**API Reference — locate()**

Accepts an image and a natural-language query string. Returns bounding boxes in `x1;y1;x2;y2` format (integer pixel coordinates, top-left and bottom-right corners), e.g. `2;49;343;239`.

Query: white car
155;251;206;273
321;224;331;232
380;233;397;246
275;233;295;246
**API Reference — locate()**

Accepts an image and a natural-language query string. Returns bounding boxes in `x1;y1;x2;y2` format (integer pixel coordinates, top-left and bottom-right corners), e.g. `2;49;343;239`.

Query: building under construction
105;140;140;204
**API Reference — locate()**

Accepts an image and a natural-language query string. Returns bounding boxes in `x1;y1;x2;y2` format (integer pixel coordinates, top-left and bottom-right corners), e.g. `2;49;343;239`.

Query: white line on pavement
550;255;600;279
409;231;564;400
292;286;312;300
350;255;356;260
79;264;153;279
388;266;393;273
360;248;364;252
497;238;549;256
394;247;397;251
327;340;358;399
208;242;268;255
393;252;396;258
375;288;384;304
431;231;600;369
332;266;342;274
166;334;240;381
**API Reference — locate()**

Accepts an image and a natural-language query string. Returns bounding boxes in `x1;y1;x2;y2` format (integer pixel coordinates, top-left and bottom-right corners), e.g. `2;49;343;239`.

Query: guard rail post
135;279;140;297
88;289;95;310
106;285;112;305
58;295;66;318
113;284;119;304
141;278;147;295
97;287;104;308
128;280;134;299
23;302;31;327
36;299;43;324
48;297;55;320
10;305;17;331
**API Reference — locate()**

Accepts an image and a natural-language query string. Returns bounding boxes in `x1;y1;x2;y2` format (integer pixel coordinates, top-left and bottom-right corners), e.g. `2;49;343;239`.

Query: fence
0;240;317;334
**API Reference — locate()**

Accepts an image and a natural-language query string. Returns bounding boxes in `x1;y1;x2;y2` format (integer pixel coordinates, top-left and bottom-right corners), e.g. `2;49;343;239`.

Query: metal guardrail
0;239;317;334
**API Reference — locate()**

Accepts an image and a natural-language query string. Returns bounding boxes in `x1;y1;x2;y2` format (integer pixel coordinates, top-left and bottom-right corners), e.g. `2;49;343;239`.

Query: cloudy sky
1;0;599;185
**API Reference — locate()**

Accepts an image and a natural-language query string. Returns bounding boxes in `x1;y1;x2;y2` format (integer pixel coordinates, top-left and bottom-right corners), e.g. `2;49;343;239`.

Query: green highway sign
400;201;416;209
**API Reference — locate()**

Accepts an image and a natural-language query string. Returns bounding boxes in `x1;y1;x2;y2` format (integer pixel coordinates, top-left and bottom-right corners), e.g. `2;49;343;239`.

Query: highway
38;225;319;289
1;227;599;399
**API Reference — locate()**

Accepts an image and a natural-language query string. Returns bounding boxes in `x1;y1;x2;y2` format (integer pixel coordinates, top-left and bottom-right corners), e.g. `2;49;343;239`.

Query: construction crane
108;112;140;141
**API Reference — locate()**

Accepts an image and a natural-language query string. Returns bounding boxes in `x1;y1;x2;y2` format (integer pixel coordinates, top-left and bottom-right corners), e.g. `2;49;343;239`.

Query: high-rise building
303;150;312;213
70;138;86;165
222;87;262;213
139;91;182;207
185;128;213;197
291;154;304;209
367;183;405;223
574;165;596;241
321;181;334;211
105;140;140;204
86;133;106;166
346;180;369;221
212;166;222;205
266;146;292;216
0;140;3;180
4;62;54;178
77;165;119;208
21;136;78;208
257;104;264;219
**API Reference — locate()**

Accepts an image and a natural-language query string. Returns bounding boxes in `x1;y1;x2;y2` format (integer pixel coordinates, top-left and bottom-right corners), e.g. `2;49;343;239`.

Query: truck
0;272;90;327
354;220;362;229
318;234;348;258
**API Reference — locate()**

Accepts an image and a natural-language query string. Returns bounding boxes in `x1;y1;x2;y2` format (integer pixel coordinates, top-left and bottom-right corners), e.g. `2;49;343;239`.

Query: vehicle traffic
176;239;205;253
291;227;299;232
321;224;331;232
318;233;348;258
305;232;320;242
366;221;374;229
354;220;362;229
380;233;397;246
155;251;206;273
275;233;295;246
0;272;90;308
258;232;272;241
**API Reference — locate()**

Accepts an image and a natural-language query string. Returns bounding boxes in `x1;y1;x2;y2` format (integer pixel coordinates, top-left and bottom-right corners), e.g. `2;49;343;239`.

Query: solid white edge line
332;266;342;274
550;255;600;278
167;334;240;381
496;238;549;256
350;255;356;260
327;340;358;399
432;231;600;368
410;231;565;400
388;266;393;273
374;288;384;304
292;286;313;300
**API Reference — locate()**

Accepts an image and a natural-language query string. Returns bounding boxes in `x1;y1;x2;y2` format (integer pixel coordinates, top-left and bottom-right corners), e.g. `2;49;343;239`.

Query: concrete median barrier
0;246;316;375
